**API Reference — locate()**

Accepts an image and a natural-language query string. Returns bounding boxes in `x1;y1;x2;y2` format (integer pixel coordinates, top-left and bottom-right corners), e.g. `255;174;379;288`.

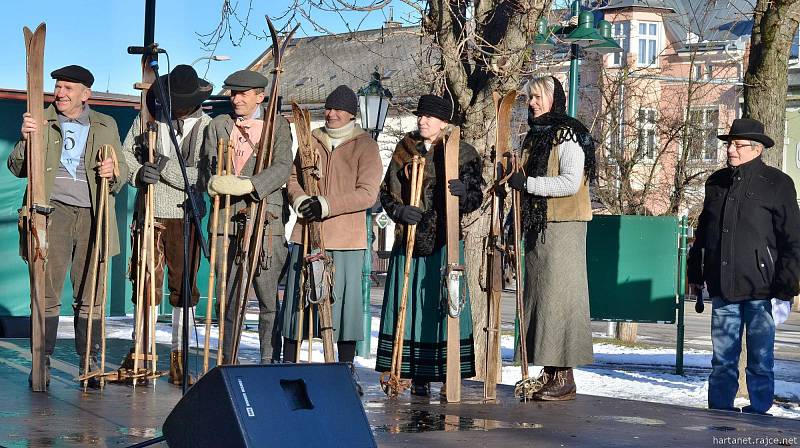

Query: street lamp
533;1;622;117
357;69;393;140
190;55;231;67
356;69;392;357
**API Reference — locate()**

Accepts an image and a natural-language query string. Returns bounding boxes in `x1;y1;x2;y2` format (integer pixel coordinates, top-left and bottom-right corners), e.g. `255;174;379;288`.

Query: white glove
208;175;254;197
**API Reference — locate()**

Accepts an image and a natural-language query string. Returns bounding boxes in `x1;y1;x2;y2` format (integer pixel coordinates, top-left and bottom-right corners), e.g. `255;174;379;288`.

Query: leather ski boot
533;367;576;401
410;379;430;396
168;351;194;386
514;366;555;400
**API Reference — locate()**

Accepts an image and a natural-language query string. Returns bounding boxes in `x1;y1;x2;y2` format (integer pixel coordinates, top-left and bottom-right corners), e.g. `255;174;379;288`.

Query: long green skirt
279;244;365;342
375;243;476;383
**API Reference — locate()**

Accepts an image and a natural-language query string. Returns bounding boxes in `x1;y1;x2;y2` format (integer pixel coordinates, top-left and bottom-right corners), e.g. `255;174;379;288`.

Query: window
692;63;713;80
638;22;659;66
693;63;704;80
637;108;657;160
611;22;630;67
687;108;720;161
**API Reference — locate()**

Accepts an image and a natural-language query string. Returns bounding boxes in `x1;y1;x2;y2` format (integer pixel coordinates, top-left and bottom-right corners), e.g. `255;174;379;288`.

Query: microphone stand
145;51;210;395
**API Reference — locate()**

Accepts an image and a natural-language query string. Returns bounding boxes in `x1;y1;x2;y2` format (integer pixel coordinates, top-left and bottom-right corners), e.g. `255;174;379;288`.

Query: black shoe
410;380;430;396
84;376;101;390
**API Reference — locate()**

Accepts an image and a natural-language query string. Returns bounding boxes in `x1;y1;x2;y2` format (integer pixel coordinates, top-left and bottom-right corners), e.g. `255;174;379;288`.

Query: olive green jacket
7;105;130;255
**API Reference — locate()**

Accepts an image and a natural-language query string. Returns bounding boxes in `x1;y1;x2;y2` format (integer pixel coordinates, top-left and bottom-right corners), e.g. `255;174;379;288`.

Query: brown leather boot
533;367;576;401
168;351;194;386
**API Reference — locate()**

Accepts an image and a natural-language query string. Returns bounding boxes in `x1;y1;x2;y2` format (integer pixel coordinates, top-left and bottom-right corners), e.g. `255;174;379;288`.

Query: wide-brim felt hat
717;117;774;148
147;64;212;113
413;94;453;123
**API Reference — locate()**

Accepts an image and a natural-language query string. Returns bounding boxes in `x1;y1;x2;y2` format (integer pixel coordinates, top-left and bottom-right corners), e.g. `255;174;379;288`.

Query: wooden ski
484;90;517;400
444;127;463;403
229;17;299;362
23;23;48;392
291;102;336;362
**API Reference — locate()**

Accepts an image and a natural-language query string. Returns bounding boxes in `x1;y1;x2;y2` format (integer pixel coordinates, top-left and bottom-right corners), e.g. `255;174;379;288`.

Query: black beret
222;70;269;91
51;65;94;87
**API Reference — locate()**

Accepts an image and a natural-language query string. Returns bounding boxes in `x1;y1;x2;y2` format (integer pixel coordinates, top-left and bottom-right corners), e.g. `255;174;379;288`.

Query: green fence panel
587;215;678;323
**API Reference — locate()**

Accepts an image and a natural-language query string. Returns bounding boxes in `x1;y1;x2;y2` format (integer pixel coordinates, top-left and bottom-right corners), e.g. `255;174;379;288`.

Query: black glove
299;197;323;221
508;172;527;191
448;179;466;197
395;204;423;225
136;162;161;186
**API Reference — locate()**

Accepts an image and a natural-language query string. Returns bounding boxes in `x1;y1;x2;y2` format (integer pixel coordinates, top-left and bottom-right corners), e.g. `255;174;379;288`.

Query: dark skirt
279;245;366;342
375;243;476;383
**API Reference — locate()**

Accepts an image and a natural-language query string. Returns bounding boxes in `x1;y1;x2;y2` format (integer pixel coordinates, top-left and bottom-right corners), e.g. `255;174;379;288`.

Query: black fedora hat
717;118;774;148
147;65;212;114
413;94;453;123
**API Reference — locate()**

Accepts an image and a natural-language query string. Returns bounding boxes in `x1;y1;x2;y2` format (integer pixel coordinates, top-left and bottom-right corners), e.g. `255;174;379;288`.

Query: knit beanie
324;85;358;116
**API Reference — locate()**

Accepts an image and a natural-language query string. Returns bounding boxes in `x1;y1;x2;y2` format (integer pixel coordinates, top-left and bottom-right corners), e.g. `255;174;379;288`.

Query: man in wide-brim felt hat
688;117;800;415
120;64;214;386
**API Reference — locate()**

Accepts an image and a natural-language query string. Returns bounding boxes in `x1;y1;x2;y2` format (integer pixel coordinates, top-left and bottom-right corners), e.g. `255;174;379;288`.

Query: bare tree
744;0;800;168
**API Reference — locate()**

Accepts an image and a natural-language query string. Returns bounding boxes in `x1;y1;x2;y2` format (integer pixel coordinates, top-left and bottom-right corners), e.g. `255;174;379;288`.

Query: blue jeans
709;297;775;414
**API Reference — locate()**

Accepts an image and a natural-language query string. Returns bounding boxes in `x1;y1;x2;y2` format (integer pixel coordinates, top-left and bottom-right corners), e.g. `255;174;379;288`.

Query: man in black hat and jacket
200;69;293;365
9;65;129;389
688;117;800;415
121;64;213;385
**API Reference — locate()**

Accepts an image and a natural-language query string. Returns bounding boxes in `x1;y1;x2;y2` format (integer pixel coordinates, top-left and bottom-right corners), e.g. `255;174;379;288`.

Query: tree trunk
616;322;638;344
743;1;800;168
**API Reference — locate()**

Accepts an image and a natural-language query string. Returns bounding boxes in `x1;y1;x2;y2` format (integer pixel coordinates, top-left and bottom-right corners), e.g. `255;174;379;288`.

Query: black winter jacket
687;157;800;301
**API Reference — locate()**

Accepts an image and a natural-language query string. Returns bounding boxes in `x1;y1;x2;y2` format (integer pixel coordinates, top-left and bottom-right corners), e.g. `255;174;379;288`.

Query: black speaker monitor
163;363;376;448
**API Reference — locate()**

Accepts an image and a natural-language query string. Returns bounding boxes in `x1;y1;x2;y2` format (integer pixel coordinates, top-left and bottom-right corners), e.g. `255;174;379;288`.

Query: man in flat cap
120;64;213;385
200;69;293;364
280;85;381;390
8;65;129;389
688;117;800;415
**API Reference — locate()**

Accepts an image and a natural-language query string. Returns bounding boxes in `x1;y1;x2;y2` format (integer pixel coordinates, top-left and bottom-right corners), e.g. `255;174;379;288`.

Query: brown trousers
130;217;200;307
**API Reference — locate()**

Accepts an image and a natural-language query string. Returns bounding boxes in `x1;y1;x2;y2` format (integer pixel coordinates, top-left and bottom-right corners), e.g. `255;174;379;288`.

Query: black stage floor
0;338;798;447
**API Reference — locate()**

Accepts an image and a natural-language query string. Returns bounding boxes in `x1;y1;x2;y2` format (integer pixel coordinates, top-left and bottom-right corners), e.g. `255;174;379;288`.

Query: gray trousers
216;231;288;363
44;201;102;369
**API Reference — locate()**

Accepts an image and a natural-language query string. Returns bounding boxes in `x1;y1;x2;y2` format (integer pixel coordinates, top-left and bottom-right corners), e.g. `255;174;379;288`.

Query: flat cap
51;65;94;87
222;70;269;91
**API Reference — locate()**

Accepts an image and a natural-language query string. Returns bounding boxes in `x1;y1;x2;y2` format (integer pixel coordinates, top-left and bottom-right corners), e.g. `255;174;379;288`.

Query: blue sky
6;0;415;96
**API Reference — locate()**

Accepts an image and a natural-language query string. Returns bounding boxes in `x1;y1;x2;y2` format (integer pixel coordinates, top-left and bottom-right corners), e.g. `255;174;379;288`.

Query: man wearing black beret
8;64;129;389
200;69;293;364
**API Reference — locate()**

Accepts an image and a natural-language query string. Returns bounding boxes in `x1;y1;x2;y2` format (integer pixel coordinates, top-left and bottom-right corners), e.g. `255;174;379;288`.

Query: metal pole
358;212;374;357
567;44;580;118
676;215;688;375
144;0;156;46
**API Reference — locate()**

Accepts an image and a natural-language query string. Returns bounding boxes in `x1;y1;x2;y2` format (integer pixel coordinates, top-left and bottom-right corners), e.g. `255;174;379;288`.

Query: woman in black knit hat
375;94;484;396
508;75;596;401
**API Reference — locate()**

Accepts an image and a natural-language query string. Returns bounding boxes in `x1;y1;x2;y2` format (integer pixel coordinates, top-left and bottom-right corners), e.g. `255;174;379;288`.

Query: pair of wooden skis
290;103;336;363
484;90;529;401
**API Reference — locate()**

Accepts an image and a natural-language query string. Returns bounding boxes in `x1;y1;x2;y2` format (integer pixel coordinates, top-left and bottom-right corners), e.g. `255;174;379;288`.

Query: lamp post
356;69;392;357
533;0;622;117
190;54;231;67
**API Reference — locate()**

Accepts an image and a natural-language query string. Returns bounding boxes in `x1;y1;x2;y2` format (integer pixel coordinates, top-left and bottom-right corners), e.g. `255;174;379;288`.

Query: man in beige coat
280;85;382;382
8;65;129;389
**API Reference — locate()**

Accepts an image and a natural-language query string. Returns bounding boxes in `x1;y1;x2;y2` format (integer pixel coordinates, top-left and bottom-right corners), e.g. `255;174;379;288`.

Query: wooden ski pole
381;155;424;397
511;156;528;381
147;143;157;382
295;227;309;362
217;143;233;366
80;147;109;391
203;139;224;373
99;145;116;388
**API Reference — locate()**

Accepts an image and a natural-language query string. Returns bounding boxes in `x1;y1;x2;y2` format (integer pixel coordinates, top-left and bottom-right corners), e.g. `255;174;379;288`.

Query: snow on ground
59;315;800;419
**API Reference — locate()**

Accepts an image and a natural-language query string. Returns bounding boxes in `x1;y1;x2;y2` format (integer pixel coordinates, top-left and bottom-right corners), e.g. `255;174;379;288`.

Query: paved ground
0;337;798;448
